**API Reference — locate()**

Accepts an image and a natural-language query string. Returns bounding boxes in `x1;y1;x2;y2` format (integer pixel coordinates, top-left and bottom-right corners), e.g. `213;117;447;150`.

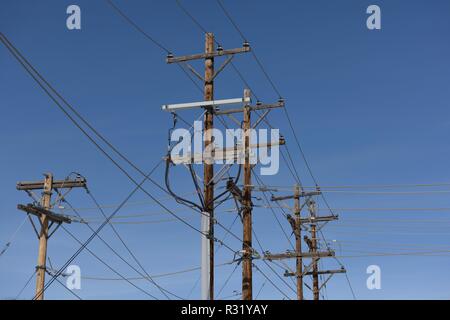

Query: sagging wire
164;111;240;214
165;112;205;212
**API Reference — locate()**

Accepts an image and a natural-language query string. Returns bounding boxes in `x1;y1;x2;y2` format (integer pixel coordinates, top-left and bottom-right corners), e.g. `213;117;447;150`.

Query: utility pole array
163;32;285;300
164;32;250;300
16;173;86;300
264;187;346;300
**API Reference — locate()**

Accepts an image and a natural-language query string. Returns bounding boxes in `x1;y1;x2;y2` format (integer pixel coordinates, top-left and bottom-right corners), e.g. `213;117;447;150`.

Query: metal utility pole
165;34;250;300
16;173;86;300
242;88;252;300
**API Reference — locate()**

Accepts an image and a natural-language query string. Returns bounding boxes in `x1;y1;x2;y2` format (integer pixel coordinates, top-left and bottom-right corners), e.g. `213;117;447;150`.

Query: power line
1;33;243;299
60;225;159;299
81;261;233;281
53;276;83;300
211;0;338;221
15;270;37;300
0;216;27;258
61;185;178;299
253;263;291;300
105;0;171;53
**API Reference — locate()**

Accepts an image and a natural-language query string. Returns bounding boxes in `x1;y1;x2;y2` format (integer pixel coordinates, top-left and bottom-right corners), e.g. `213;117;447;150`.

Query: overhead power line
1;32;244;299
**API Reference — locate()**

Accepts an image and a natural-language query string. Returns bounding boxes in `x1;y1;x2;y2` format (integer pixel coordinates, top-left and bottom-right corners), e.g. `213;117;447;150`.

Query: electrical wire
0;216;27;258
253;263;291;300
60;225;159;299
81;261;233;281
83;186;177;299
15;270;37;300
105;0;171;53
0;33;242;298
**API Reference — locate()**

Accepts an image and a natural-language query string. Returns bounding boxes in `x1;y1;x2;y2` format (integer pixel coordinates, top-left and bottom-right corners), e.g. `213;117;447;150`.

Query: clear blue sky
1;0;449;300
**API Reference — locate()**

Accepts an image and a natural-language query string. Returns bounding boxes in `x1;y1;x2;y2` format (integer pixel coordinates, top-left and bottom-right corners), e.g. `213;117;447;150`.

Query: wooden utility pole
165;34;251;300
308;199;320;300
203;33;215;300
35;173;52;300
293;184;303;300
271;188;321;300
268;189;345;300
165;39;283;300
16;173;86;300
242;88;252;300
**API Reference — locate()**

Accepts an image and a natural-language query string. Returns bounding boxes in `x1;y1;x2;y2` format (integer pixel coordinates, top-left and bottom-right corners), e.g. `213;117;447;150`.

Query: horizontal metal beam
17;179;87;191
299;215;339;224
271;191;322;201
17;204;72;224
214;101;284;116
304;269;346;276
166;46;250;64
162;97;251;112
285;268;346;277
264;250;335;261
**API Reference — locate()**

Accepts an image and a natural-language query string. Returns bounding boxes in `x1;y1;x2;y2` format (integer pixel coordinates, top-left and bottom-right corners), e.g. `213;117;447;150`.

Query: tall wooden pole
35;173;53;300
203;32;215;300
309;200;319;300
294;184;303;300
165;33;250;300
242;88;253;300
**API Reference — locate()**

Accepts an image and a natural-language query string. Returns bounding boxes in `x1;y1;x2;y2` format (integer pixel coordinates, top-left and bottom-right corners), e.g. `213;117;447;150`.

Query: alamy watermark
169;121;281;176
66;265;81;290
66;5;81;30
366;265;381;290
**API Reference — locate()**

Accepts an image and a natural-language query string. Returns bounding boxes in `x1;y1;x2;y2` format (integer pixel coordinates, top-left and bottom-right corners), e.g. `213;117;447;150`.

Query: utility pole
166;86;284;300
267;189;345;300
308;199;319;300
203;33;215;300
35;173;51;300
293;184;303;300
271;189;321;300
242;88;252;300
16;173;86;300
164;34;250;300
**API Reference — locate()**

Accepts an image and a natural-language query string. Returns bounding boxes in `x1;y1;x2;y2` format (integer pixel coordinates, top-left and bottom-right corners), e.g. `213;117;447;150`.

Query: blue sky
1;0;449;300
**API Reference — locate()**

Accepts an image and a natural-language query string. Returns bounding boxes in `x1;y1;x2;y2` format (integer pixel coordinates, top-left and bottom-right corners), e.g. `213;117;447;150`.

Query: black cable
165;158;204;212
0;32;209;239
252;227;297;296
61;226;159;299
15;270;36;299
105;0;171;53
187;163;206;208
83;186;181;299
216;262;239;298
54;276;83;300
211;0;337;217
2;21;262;300
214;0;282;98
252;170;295;250
102;3;255;238
175;0;209;34
253;263;291;300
